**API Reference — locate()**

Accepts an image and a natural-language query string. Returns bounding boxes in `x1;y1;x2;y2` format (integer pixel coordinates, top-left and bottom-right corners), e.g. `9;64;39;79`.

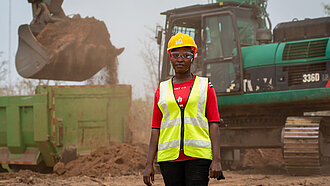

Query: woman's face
170;47;194;74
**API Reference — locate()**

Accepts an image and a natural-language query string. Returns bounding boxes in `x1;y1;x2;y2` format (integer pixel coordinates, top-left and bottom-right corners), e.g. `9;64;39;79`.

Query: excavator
15;0;123;81
157;0;330;175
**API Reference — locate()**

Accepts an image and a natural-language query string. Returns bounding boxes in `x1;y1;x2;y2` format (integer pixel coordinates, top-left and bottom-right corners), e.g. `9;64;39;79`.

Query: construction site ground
1;146;330;186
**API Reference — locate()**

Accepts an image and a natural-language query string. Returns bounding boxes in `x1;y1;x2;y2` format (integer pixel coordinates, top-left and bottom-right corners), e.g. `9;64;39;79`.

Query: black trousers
159;159;212;186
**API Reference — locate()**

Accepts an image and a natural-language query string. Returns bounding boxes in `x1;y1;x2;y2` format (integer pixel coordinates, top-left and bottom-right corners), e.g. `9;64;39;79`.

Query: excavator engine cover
273;17;330;42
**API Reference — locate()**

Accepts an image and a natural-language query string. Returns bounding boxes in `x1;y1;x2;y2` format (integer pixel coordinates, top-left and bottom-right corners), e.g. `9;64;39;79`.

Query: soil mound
54;143;148;178
244;148;284;168
35;14;123;82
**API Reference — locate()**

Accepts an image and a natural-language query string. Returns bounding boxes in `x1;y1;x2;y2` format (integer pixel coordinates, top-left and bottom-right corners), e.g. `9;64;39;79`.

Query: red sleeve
206;84;220;123
151;87;162;129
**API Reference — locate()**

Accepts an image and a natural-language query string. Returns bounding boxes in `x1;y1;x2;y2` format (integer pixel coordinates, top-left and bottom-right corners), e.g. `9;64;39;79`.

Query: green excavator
157;0;330;175
16;0;123;81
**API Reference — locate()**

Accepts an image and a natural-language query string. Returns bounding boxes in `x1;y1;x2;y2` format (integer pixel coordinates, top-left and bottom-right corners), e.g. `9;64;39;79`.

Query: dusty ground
1;168;330;186
1;146;330;186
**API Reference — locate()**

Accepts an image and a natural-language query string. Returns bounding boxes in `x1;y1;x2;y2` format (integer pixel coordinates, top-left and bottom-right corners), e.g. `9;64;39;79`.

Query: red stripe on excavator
55;85;108;88
52;87;57;151
326;79;330;87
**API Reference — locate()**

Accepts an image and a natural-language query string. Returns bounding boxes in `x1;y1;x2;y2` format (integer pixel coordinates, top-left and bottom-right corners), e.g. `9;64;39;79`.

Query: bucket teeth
283;117;322;175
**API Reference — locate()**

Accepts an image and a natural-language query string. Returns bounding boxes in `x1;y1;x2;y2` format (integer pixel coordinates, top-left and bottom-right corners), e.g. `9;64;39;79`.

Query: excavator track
283;117;322;175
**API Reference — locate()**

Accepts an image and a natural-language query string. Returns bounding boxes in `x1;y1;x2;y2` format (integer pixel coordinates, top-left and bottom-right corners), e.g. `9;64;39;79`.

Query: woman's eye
183;54;192;59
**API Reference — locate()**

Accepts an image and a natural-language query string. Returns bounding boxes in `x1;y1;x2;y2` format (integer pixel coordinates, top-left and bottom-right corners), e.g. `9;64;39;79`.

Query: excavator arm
29;0;66;35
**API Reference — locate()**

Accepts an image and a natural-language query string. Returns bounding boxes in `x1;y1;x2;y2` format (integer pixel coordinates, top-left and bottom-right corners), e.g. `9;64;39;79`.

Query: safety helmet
167;32;197;54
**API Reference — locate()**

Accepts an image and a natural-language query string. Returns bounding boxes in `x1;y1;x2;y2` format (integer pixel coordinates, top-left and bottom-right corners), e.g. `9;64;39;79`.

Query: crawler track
283;117;322;175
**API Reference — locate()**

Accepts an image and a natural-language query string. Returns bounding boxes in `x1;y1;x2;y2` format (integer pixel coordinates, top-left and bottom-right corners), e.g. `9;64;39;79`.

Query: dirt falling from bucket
36;15;123;83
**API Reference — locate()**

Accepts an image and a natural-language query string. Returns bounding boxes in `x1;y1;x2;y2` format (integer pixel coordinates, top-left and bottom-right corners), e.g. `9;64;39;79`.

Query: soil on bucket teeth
35;14;123;83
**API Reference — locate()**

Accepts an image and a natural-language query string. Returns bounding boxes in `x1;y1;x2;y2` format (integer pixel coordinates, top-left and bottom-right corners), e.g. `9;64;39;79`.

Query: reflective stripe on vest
157;76;212;162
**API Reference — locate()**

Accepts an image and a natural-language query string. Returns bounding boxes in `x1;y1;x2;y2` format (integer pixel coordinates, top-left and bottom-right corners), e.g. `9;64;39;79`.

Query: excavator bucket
16;23;122;81
16;24;51;80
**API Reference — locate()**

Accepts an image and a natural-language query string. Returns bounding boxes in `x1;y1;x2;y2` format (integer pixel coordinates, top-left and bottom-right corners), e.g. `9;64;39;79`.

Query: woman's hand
143;129;160;185
209;159;222;179
143;164;154;186
209;122;222;179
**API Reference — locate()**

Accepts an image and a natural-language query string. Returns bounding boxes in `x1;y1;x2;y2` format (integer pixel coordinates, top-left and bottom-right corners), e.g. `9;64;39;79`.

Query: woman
143;32;222;186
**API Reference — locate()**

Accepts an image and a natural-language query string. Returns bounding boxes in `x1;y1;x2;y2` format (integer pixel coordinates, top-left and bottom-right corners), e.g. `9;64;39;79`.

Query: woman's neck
173;72;193;84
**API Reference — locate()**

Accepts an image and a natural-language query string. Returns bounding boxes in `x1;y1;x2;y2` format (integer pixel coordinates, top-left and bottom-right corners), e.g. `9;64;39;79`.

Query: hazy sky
0;0;328;98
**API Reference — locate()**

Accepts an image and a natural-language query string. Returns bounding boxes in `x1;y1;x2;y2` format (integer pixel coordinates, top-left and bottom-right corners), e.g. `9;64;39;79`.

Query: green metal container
0;85;131;168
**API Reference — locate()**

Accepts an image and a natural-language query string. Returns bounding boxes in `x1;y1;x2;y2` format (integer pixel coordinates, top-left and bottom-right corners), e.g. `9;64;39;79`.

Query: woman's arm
143;129;160;186
209;122;222;179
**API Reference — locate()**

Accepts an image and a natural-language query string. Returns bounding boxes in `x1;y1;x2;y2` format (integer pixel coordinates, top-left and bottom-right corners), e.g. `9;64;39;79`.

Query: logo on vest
177;96;183;107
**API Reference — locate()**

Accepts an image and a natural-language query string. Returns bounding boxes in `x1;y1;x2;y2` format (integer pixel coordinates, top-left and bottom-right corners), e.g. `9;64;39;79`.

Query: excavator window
205;15;236;59
165;17;202;77
172;26;196;38
203;13;241;94
163;11;244;93
236;15;259;46
168;26;197;76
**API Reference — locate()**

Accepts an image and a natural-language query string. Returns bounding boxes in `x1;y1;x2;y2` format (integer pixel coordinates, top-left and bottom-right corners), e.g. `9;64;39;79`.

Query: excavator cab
16;0;123;81
159;3;250;95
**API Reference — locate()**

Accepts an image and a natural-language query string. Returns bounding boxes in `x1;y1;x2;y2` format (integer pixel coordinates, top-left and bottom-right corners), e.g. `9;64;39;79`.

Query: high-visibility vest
157;76;212;162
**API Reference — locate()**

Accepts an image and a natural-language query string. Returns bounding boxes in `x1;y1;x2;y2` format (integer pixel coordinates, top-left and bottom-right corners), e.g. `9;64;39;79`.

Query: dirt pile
35;14;124;82
244;148;284;168
54;143;148;178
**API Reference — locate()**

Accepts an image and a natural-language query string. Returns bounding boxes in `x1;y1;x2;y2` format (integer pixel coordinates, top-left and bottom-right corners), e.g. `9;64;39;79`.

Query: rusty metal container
0;85;131;169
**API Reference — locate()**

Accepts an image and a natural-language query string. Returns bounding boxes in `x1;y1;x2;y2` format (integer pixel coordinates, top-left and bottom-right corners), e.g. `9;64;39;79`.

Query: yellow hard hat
167;32;197;54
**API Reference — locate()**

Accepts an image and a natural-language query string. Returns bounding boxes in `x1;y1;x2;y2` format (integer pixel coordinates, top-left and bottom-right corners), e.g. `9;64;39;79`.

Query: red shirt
152;75;220;161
